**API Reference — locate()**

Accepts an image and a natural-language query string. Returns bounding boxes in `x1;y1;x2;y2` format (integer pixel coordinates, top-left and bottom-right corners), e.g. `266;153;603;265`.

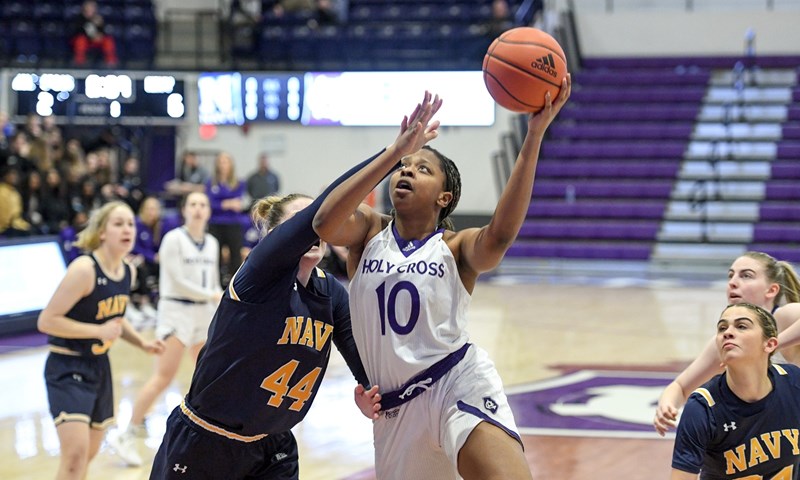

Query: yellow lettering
96;298;112;319
748;436;770;467
277;317;302;345
91;340;114;355
725;444;748;475
783;429;800;455
96;295;129;320
760;431;782;459
313;321;334;352
299;318;315;347
117;296;128;315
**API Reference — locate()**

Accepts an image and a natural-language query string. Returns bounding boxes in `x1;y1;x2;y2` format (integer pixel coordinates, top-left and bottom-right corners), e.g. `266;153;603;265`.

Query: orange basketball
482;27;568;113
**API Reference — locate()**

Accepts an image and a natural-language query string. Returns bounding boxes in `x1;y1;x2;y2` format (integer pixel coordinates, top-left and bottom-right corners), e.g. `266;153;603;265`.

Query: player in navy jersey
671;302;800;479
37;200;165;480
655;251;800;436
149;93;444;480
313;82;571;480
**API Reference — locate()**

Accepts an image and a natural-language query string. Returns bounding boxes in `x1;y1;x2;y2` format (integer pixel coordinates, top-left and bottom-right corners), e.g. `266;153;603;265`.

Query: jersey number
376;281;420;335
737;465;793;480
259;360;321;411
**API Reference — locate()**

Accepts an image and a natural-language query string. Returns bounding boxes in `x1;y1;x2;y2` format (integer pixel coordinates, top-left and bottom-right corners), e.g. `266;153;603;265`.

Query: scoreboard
10;71;185;125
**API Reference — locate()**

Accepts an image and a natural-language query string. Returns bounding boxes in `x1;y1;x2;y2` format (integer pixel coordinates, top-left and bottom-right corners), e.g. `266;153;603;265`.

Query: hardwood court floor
0;275;727;479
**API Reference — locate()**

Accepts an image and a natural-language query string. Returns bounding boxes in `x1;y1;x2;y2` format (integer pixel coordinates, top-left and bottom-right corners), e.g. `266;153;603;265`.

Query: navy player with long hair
654;251;800;436
149;92;443;479
312;78;571;480
37;200;165;480
671;303;800;479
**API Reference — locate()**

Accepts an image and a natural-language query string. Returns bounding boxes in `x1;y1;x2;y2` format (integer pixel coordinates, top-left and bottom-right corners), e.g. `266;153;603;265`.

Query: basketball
482;27;568;113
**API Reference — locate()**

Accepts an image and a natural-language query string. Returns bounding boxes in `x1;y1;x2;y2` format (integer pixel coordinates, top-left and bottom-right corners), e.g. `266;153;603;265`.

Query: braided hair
421;146;461;230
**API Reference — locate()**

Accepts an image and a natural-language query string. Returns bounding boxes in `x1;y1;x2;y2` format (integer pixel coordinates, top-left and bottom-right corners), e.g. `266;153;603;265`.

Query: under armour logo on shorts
72;373;83;382
173;464;188;473
483;397;498;414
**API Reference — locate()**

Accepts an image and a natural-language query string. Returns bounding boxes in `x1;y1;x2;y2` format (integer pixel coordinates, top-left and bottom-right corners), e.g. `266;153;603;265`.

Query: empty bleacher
505;55;800;266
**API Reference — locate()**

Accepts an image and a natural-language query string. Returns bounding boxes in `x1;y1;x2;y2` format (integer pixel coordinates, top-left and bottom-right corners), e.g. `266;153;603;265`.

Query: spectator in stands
71;177;102;221
128;196;163;327
41;168;72;235
2;131;39;180
164;150;209;198
206;152;247;287
42;116;65;167
245;152;280;207
21;170;45;234
0;111;13;156
71;0;119;67
61;211;89;264
62;139;88;182
0;166;32;237
115;155;145;212
309;0;341;27
485;0;514;38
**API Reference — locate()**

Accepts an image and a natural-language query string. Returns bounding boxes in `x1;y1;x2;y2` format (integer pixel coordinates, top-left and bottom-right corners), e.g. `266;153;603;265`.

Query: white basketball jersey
158;227;221;302
349;222;471;391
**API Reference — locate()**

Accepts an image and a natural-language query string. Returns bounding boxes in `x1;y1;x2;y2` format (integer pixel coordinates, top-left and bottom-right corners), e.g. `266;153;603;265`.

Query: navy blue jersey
672;363;800;479
182;152;381;438
47;254;131;357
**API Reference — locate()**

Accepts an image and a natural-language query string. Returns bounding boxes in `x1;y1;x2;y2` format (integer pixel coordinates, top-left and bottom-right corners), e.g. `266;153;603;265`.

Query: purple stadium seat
548;123;694;141
759;204;800;222
541;141;687;159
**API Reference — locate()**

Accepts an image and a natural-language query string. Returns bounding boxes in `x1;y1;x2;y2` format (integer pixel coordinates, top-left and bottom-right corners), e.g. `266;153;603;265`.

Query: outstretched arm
654;335;722;436
457;75;571;275
312;91;443;249
776;303;800;349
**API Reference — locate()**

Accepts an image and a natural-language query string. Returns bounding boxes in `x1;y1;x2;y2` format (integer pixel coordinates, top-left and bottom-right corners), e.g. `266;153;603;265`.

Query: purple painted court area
506;370;677;437
0;331;48;352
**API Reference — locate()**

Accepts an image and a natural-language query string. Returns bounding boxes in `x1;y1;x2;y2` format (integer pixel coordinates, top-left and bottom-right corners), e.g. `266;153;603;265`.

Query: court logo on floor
506;370;677;439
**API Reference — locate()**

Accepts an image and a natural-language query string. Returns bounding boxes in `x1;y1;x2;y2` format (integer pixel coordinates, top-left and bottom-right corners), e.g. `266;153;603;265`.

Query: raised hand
393;91;443;158
528;73;572;136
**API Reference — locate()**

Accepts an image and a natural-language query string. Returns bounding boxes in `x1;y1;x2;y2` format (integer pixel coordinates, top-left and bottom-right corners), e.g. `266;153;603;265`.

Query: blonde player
108;192;221;466
38;201;164;480
313;83;571;480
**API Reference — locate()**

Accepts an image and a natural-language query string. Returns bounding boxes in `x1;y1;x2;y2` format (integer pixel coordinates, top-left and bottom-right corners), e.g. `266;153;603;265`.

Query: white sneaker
129;422;148;438
107;429;142;467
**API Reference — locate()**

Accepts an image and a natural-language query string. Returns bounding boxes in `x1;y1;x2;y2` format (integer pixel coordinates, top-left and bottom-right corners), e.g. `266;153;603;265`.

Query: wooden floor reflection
0;275;728;479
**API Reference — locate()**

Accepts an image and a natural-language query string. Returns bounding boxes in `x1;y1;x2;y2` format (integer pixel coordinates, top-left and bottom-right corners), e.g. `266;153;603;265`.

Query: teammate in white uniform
109;192;222;466
313;84;571;480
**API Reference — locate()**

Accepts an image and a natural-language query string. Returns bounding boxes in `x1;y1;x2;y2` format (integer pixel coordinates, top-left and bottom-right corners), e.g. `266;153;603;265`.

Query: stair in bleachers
507;56;800;267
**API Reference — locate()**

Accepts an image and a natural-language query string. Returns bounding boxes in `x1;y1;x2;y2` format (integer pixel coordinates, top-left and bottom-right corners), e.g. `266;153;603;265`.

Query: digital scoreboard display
11;71;185;124
198;72;304;125
198;70;495;127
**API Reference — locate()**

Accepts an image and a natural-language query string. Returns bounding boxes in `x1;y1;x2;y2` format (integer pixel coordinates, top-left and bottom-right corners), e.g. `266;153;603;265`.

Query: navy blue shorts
150;405;299;480
44;352;114;429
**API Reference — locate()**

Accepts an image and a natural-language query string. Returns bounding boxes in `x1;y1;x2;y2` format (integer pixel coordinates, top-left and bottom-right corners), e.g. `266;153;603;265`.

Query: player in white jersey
313;84;571;480
108;191;222;466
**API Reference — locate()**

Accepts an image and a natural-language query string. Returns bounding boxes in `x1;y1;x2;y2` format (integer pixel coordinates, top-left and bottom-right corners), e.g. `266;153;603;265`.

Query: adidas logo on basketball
530;54;558;78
